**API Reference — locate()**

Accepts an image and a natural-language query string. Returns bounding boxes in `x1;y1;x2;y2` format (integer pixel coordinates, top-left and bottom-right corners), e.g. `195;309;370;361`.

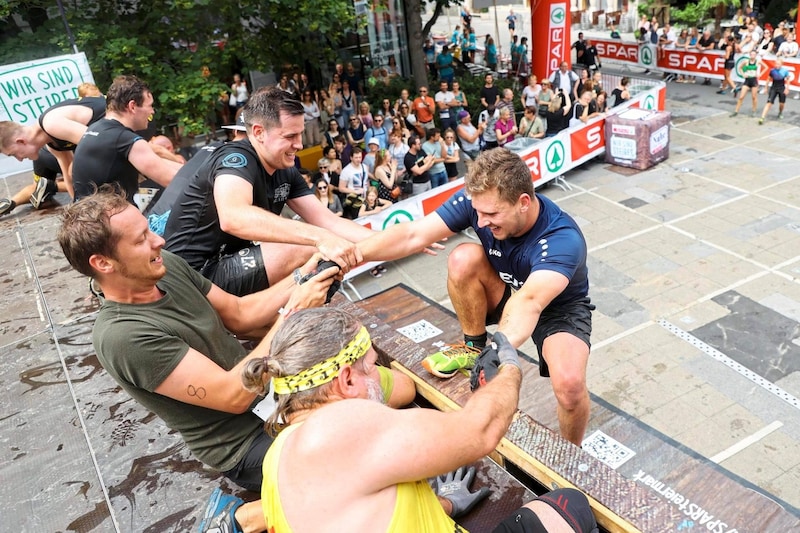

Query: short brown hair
242;87;303;132
465;148;534;205
58;185;130;278
0;121;24;151
106;75;150;113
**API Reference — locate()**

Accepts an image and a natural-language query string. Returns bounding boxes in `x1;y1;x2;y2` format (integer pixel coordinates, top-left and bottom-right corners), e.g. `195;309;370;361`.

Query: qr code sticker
396;320;443;343
581;430;636;469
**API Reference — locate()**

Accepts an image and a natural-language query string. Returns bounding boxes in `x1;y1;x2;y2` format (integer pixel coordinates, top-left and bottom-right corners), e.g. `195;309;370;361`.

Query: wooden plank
341;285;800;533
457;456;535;532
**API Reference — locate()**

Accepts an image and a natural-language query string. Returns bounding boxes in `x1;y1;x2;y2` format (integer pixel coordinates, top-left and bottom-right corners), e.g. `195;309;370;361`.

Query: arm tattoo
187;384;207;400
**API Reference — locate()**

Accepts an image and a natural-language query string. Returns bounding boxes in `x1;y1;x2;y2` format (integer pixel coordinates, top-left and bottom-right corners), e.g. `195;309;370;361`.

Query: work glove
469;332;521;391
432;466;490;517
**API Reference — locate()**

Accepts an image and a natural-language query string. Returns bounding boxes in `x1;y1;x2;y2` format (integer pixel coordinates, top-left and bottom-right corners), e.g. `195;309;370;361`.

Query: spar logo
548;3;567;74
382;209;414;230
640;46;653;66
734;56;749;77
545;141;566;173
643;95;656;110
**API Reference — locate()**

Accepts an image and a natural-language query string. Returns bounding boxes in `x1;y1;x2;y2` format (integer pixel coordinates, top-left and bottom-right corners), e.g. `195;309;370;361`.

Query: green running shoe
422;342;482;379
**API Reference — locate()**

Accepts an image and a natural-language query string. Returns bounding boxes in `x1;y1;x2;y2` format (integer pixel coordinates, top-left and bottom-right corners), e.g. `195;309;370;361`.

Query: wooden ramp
341;285;800;533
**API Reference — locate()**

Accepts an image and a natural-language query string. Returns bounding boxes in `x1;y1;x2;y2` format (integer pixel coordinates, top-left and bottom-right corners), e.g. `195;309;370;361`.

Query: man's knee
447;243;487;280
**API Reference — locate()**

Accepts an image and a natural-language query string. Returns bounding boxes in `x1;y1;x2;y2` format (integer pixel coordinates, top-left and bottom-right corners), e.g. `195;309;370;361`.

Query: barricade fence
593;38;800;91
344;76;667;289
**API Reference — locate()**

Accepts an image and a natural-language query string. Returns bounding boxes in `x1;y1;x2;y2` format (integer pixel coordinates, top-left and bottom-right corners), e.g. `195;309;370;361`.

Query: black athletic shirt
147;142;223;217
163;138;314;270
38;96;106;151
72;118;143;202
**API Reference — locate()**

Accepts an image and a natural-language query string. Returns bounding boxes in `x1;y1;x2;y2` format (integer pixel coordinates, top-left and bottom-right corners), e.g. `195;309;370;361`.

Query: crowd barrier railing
593;38;800;90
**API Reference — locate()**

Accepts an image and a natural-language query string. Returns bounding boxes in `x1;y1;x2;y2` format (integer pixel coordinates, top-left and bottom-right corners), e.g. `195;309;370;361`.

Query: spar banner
531;1;569;81
594;37;800;88
0;53;95;124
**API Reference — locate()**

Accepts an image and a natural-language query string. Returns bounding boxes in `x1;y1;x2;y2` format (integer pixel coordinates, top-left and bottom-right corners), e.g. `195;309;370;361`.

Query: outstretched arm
358;212;454;263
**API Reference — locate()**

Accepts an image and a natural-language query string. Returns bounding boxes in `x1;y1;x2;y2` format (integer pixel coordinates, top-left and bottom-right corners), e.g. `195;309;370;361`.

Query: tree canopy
1;0;358;134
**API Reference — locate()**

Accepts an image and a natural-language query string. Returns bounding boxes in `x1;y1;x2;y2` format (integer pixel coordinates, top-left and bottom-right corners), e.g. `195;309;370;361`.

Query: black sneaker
29;177;50;209
0;198;15;217
198;488;243;533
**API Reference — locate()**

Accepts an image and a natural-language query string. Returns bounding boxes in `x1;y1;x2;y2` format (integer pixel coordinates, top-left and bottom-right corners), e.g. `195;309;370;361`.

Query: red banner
570;121;606;163
593;40;640;64
531;1;570;81
657;49;726;75
521;147;543;186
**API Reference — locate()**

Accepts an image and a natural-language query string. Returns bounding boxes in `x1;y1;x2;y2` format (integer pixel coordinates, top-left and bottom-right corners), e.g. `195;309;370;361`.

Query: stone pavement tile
674;196;800;268
680;384;738;419
744;128;800;161
734;273;800;321
666;99;729;124
759;175;800;209
582;167;746;223
588;312;629;342
666;298;731;330
640;396;712;437
776;371;800;401
556;193;658;249
685;146;800;191
667;129;733;164
672;112;770;142
719;442;793;504
588;361;671;419
591;289;649;331
765;464;800;510
781;258;800;280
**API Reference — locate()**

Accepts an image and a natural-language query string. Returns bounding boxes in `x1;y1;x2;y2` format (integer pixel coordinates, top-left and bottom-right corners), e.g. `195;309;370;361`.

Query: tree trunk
404;0;429;90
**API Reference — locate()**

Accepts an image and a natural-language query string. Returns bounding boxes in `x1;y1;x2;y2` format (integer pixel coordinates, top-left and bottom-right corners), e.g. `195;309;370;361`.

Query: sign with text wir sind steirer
0;53;95;125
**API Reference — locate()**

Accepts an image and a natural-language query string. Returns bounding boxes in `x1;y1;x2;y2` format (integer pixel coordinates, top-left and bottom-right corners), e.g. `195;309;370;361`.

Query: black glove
469;332;520;391
432;466;490;517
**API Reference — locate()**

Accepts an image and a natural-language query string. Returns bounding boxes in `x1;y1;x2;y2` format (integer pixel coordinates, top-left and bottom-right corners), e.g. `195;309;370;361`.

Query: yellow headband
272;326;371;395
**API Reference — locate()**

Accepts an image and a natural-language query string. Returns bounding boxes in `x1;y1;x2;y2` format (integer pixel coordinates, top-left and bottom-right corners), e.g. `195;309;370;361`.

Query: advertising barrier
0;53;96;177
593;38;800;90
345;78;667;288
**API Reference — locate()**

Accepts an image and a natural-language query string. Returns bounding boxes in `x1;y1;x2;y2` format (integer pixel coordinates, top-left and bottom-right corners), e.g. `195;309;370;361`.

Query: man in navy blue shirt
357;149;593;446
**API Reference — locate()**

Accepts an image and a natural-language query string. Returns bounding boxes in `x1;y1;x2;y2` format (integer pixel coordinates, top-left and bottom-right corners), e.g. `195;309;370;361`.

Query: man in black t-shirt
479;73;500;110
403;135;435;197
572;32;586;64
72;75;182;205
695;29;718;85
164;87;375;296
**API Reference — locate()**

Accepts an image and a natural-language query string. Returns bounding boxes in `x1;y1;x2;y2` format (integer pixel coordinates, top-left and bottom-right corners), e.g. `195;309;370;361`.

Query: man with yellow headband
72;75;182;206
236;307;595;533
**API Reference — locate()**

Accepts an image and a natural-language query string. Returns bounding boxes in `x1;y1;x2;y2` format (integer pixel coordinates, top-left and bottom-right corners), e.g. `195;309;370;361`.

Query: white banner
0;52;95;124
0;53;96;177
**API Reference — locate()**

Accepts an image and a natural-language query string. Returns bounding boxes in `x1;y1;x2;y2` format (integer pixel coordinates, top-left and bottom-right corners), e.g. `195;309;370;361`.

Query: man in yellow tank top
241;307;599;532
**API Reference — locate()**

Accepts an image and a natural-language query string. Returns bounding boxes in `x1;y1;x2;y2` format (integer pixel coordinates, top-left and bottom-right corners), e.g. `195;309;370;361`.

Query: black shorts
769;85;786;104
221;430;274;492
492;488;598;533
445;162;459;179
724;60;735;70
488;286;593;378
744;77;758;88
200;245;269;296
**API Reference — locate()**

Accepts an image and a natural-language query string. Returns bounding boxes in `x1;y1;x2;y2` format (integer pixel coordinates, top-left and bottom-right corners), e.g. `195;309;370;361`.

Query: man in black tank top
0;95;106;203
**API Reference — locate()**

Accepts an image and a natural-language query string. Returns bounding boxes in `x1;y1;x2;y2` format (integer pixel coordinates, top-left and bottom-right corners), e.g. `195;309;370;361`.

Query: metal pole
56;0;79;54
493;0;502;58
